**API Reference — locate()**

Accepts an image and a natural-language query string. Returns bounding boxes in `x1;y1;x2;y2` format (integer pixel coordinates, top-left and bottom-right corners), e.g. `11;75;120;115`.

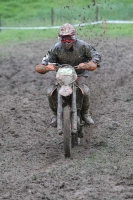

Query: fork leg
57;92;63;135
71;84;77;134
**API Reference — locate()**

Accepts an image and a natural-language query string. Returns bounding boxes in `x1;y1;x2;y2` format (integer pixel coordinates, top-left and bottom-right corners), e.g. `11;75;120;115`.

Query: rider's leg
47;79;57;127
77;77;94;125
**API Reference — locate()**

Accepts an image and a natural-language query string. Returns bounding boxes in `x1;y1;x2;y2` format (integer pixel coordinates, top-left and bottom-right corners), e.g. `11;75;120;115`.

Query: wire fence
0;21;133;30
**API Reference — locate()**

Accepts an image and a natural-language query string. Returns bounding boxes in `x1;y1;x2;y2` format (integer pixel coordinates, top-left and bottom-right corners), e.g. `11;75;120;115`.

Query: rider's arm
42;43;59;64
78;61;97;71
87;45;101;67
36;44;58;74
36;63;55;74
78;44;101;71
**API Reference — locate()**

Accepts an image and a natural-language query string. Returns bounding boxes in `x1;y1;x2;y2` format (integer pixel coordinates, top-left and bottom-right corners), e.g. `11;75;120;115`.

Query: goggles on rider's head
59;35;76;43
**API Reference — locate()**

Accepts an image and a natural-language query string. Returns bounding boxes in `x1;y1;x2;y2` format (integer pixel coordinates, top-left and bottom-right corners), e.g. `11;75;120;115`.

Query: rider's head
58;23;76;50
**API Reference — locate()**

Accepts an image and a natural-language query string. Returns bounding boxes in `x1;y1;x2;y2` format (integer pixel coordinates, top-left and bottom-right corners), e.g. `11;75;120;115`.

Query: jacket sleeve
42;45;58;64
85;44;101;67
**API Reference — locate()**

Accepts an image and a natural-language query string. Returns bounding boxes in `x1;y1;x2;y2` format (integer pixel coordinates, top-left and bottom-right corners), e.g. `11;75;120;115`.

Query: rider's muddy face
60;35;74;49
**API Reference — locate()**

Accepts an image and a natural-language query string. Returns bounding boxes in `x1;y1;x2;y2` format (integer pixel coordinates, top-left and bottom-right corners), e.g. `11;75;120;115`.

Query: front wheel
63;106;71;158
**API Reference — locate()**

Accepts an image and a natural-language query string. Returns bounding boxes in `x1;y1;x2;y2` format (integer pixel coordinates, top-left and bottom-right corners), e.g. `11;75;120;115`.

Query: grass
0;24;133;45
0;0;133;44
1;0;133;26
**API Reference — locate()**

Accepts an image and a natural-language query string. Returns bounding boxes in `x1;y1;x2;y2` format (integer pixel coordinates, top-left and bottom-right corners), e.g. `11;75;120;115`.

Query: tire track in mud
0;38;133;200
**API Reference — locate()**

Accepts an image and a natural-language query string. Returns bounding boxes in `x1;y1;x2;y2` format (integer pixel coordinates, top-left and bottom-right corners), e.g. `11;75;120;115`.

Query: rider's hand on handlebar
78;63;85;68
77;61;97;71
73;63;85;70
51;63;62;71
36;63;55;74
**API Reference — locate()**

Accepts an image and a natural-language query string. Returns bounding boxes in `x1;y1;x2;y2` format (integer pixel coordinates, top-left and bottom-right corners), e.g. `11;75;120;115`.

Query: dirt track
0;38;133;200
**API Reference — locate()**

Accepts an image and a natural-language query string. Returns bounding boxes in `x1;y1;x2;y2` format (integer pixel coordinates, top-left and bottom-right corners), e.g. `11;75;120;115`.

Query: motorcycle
49;63;85;158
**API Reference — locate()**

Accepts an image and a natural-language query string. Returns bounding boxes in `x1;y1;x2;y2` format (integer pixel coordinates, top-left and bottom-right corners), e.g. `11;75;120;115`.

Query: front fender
59;85;72;97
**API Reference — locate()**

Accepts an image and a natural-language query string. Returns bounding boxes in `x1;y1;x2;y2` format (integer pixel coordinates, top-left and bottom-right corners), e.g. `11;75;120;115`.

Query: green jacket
42;39;101;77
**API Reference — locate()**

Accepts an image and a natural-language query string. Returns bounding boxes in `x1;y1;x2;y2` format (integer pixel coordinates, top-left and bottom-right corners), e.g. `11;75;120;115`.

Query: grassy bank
0;24;133;45
0;0;133;44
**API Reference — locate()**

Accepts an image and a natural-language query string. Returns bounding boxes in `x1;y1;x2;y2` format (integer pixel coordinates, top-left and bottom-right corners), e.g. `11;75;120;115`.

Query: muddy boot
50;114;57;127
47;86;57;128
81;100;94;125
82;112;94;125
81;87;94;125
81;95;94;125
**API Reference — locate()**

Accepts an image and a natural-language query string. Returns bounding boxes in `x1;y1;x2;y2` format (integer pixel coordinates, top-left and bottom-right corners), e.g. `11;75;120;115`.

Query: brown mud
0;38;133;200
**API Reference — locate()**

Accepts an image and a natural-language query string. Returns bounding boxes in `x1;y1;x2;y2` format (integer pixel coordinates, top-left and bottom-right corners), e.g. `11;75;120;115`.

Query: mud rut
0;38;133;200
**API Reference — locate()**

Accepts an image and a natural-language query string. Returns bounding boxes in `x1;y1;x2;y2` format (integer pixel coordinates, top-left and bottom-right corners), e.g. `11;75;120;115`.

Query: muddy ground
0;37;133;200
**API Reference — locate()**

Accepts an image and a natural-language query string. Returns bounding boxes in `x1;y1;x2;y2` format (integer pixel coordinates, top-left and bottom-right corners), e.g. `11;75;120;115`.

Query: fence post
51;8;54;26
95;5;98;21
103;20;106;33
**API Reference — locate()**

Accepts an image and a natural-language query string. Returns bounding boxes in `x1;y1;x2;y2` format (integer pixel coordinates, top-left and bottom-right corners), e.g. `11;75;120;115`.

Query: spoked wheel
71;133;78;148
71;115;81;148
63;106;71;158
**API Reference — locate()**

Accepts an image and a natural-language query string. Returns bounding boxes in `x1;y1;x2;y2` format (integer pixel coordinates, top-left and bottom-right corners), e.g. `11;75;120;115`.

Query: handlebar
36;61;97;74
47;62;97;71
48;63;79;71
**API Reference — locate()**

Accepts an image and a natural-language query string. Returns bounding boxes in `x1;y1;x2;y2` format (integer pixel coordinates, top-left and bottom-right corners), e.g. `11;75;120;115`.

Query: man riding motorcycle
36;23;101;127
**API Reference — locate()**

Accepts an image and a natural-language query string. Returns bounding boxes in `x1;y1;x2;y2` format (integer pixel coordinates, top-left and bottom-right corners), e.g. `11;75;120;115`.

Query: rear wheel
63;106;71;158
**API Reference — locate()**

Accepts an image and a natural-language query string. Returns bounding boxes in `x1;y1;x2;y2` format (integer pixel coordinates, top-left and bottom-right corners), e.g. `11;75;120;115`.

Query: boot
47;90;57;128
81;90;94;125
82;112;94;125
50;114;57;127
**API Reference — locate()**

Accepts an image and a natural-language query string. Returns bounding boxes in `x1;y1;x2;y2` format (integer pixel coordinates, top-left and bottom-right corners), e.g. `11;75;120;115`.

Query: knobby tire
63;106;71;158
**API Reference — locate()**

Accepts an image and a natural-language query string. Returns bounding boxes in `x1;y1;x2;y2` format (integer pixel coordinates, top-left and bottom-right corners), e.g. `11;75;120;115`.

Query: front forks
57;91;63;135
71;84;77;134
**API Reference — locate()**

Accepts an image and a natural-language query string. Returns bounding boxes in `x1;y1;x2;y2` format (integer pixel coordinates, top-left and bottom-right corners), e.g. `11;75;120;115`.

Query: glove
78;61;97;71
36;63;55;74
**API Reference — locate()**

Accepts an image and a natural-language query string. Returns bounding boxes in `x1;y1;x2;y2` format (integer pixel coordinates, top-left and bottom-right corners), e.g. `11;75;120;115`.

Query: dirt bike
49;63;85;158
